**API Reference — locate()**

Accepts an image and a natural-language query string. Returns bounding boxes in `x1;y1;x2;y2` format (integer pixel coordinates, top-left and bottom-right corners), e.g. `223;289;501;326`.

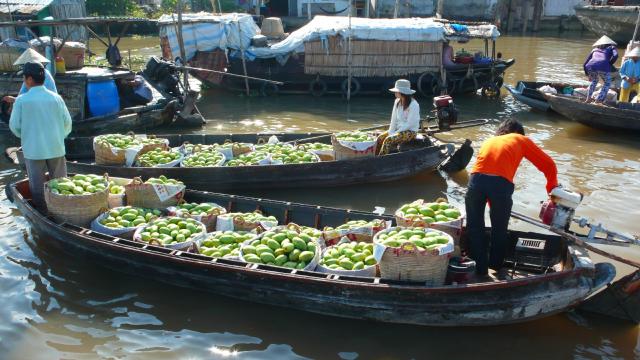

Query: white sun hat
389;79;415;95
13;48;50;66
625;47;640;58
593;35;617;47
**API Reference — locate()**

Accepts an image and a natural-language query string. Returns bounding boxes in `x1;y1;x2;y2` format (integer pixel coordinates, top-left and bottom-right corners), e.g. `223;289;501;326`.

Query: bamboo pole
236;16;250;96
347;0;353;101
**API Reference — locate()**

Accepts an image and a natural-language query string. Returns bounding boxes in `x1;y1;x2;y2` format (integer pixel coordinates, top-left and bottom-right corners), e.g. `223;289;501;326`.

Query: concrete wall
437;0;498;21
374;0;435;17
543;0;586;17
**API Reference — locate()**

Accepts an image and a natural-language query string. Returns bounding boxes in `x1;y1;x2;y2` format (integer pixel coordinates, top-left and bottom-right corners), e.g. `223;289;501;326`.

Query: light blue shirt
620;58;640;89
9;86;72;160
18;68;57;95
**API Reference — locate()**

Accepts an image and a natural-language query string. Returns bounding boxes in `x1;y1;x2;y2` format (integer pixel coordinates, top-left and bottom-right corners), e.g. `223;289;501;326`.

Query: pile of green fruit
145;175;183;186
375;228;450;251
333;219;382;231
224;151;269;166
137;217;205;246
319;241;377;271
255;143;293;153
270;148;319;164
49;174;108;195
241;228;318;269
198;231;256;258
182;150;225;167
99;206;161;228
108;180;125;195
225;212;278;226
95;134;138;149
176;202;225;216
137;148;182;167
180;143;216;154
335;131;376;142
297;142;333;151
397;201;462;224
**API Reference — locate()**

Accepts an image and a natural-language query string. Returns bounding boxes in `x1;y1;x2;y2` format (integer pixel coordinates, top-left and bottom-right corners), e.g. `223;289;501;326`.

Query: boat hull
546;94;640;132
8;180;613;327
506;85;551;111
575;6;638;44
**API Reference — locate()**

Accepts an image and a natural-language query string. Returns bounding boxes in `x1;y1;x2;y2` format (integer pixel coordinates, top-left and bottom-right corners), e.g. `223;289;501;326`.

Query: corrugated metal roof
0;0;54;15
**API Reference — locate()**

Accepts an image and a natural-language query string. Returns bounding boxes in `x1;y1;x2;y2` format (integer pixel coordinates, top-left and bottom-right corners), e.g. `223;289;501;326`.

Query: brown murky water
1;33;639;359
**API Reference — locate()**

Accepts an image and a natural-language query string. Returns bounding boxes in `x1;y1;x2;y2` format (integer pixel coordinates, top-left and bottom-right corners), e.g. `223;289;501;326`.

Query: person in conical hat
375;79;420;155
583;35;618;103
2;48;58;105
619;47;640;102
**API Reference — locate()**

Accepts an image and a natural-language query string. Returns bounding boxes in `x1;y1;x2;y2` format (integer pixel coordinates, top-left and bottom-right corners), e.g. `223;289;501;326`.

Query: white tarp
158;14;500;61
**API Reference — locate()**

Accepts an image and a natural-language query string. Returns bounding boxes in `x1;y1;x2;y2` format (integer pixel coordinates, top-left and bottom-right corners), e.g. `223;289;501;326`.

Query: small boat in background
505;81;587;112
545;93;640;132
575;5;640;44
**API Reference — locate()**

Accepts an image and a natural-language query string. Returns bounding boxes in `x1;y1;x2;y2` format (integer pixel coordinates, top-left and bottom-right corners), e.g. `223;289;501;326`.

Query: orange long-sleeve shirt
471;133;558;194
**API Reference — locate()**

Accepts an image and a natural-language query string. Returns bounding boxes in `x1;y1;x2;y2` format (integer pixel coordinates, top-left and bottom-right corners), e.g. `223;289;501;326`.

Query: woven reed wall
304;36;442;77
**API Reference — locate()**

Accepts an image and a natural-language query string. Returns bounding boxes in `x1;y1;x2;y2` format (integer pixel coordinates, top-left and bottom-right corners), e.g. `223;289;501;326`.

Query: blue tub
87;80;120;117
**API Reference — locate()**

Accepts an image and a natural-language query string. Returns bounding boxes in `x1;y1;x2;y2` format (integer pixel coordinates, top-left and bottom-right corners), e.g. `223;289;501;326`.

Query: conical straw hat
593;35;617;47
626;47;640;57
13;48;50;66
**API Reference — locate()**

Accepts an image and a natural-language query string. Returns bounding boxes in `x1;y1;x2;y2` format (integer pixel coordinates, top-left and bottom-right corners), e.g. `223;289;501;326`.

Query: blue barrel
87;80;120;117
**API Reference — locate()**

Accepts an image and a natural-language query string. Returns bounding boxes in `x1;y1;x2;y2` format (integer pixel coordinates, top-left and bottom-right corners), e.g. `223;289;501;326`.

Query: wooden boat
575;5;640;44
8;177;639;326
545;93;640;132
505;81;587;112
0;18;204;136
60;132;456;191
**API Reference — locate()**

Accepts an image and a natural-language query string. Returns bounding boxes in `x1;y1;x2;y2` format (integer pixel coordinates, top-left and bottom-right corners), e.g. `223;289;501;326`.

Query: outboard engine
433;95;458;130
539;187;583;230
143;56;180;97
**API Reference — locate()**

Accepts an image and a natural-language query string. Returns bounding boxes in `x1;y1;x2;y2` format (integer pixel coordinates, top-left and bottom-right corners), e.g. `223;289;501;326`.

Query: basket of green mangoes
322;219;389;246
135;148;183;168
125;176;185;209
134;216;206;250
296;142;335;161
197;230;257;259
168;201;227;231
239;225;321;270
93;133;168;165
180;149;226;167
91;206;163;238
331;131;377;160
373;227;454;284
44;174;110;227
316;240;378;277
215;211;279;233
395;199;464;241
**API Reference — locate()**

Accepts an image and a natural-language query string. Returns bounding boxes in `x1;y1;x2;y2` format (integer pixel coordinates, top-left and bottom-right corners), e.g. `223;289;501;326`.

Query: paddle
283;124;389;144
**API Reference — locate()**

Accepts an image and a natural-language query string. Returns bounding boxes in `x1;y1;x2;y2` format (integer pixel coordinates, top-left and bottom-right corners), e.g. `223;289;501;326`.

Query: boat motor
539;187;583;230
143;56;180;97
433;95;458;131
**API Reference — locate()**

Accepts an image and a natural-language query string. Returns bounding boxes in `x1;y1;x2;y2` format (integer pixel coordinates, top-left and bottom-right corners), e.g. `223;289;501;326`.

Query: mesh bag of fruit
133;216;206;250
125;176;186;209
167;202;227;232
196;230;258;259
44;174;110;227
322;219;390;247
331;131;377;160
316;240;378;277
91;206;163;238
395;199;464;241
373;227;454;284
215;211;278;233
93;133;169;166
296;142;335;161
134;148;184;168
239;224;321;271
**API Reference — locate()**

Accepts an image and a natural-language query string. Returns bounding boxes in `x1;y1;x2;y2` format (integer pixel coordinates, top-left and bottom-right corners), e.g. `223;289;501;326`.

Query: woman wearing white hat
619;47;640;103
376;79;420;155
583;35;618;103
2;48;57;105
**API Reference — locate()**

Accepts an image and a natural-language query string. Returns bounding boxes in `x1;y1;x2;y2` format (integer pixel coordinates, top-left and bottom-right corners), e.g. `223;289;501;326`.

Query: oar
174;65;284;85
284;124;389;144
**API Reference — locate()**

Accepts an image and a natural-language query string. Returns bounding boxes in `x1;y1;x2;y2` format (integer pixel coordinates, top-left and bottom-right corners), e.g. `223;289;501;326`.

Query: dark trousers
465;173;514;275
24;156;67;210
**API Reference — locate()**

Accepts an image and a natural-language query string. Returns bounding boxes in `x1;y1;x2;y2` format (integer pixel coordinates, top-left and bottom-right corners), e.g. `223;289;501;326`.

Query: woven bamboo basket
331;135;376;161
44;179;109;227
124;177;185;209
94;135;169;165
168;202;227;232
395;200;465;242
374;227;453;284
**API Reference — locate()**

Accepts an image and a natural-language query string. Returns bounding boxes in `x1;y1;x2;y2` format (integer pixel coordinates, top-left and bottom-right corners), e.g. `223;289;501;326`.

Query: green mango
259;252;276;263
298;251;314;263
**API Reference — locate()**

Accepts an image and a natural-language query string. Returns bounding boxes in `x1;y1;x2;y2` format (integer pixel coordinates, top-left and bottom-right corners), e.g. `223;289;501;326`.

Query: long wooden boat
7;177;632;326
575;5;640;44
545;93;640;132
61;133;455;191
505;81;587;112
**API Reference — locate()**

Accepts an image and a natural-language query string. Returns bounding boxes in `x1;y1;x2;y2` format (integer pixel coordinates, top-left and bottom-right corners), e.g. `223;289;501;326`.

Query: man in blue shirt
9;62;72;210
619;47;640;103
2;48;57;105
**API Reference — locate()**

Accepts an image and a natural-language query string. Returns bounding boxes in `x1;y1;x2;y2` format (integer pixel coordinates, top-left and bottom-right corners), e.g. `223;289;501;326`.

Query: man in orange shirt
466;119;558;280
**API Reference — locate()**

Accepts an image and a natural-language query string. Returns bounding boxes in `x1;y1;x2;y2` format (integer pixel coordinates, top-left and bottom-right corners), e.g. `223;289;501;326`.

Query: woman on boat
2;49;57;106
465;119;558;280
583;35;618;103
619;47;640;103
376;79;420;155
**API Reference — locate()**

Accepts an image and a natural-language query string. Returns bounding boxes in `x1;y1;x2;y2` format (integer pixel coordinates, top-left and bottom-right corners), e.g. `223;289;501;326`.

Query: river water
1;33;639;359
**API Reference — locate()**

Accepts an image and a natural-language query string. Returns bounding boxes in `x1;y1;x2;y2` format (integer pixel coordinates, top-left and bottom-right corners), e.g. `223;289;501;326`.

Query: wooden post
255;0;260;15
506;0;514;33
347;0;352;101
393;0;399;18
128;49;132;69
532;0;542;32
365;0;370;18
522;0;530;35
176;0;189;91
237;18;250;96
